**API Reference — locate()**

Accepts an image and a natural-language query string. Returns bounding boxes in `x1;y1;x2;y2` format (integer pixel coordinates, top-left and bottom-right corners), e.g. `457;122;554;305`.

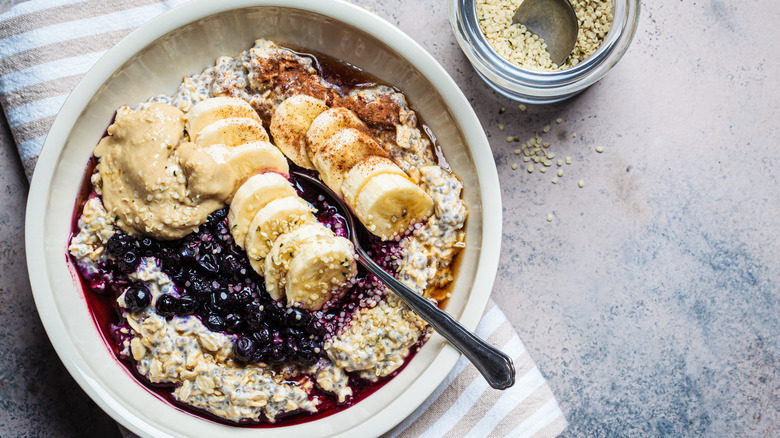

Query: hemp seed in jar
476;0;613;71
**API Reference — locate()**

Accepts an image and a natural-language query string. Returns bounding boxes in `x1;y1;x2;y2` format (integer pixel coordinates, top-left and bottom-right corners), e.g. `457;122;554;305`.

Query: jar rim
449;0;641;102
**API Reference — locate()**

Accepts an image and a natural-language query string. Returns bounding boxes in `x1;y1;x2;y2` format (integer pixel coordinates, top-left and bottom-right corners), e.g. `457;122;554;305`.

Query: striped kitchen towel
0;1;567;437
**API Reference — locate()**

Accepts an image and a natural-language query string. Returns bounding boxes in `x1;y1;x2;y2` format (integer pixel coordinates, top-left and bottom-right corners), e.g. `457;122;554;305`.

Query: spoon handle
290;171;514;389
357;249;516;390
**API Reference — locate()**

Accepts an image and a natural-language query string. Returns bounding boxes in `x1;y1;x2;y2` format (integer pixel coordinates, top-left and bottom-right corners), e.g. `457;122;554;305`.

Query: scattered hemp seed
513;136;520;142
557;159;563;166
565;156;572;164
519;104;527;111
578;179;585;188
547;213;554;222
514;149;521;155
543;142;550;148
499;107;506;114
595;146;604;153
543;125;551;133
527;164;535;173
557;169;564;177
540;167;547;173
552;177;559;184
511;163;518;170
498;123;505;131
556;117;563;124
506;136;514;142
523;156;531;162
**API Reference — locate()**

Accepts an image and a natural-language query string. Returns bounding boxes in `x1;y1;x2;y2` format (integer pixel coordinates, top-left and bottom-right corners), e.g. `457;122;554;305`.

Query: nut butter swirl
95;103;235;239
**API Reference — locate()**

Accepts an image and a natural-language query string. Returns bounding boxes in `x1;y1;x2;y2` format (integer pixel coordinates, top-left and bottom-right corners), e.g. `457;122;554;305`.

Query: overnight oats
68;40;467;425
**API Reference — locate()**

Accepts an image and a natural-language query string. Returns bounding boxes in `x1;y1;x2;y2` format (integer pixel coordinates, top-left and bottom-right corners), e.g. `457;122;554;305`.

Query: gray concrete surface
0;0;25;14
0;0;778;436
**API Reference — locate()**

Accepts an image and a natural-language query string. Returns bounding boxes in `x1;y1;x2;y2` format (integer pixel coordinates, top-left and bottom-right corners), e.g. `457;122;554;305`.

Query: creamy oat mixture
69;40;467;424
477;0;613;71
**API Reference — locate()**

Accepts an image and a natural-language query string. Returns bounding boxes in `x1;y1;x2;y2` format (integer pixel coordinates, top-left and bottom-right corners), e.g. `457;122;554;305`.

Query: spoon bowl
293;171;516;390
512;0;579;66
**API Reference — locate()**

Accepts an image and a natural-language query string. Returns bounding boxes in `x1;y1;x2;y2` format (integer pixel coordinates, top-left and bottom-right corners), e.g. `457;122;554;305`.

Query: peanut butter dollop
95;103;235;239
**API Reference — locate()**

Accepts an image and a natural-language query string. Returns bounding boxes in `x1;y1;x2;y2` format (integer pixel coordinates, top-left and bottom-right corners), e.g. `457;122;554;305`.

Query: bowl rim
25;0;502;436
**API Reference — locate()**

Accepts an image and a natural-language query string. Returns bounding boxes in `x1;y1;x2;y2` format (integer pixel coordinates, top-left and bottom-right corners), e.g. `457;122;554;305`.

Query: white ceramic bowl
25;1;501;437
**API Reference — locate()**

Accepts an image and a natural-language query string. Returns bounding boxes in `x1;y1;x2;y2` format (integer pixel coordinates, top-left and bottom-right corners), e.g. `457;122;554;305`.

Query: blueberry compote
70;165;418;426
102;207;338;366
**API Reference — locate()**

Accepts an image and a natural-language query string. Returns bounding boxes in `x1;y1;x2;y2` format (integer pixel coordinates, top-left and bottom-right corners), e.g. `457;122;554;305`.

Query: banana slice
196;117;270;148
269;95;328;169
341;155;407;206
284;233;356;310
227;140;290;190
203;144;232;163
228;173;297;248
305;107;367;159
185;96;260;137
354;173;434;240
264;224;333;301
310;128;387;196
244;196;317;276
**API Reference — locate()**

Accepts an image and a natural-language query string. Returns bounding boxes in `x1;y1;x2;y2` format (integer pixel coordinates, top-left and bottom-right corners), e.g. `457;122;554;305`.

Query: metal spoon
512;0;579;66
293;171;516;390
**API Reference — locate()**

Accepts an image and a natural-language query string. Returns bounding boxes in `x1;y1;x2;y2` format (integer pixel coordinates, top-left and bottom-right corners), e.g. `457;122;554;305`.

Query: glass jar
449;0;641;103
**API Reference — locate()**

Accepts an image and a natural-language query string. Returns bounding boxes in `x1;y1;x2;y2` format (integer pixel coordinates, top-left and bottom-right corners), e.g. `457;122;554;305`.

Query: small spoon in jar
512;0;579;66
293;171;515;390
